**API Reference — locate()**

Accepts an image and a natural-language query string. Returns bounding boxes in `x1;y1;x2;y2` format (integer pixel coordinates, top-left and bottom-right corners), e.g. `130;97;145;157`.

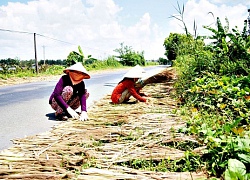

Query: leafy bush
114;43;146;66
184;74;250;122
169;12;250;178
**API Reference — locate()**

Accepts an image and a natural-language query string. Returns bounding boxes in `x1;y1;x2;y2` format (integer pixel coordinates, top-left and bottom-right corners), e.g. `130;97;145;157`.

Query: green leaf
222;37;229;53
238;154;250;164
245;174;250;180
228;159;246;178
237;138;250;151
78;45;84;56
225;169;237;180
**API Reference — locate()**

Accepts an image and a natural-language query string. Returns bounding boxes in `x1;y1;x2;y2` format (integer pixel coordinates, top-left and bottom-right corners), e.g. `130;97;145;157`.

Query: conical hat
63;62;90;79
123;65;146;78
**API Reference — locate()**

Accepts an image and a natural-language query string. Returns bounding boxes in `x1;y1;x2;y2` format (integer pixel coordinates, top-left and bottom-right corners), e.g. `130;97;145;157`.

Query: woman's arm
126;81;146;102
52;77;69;110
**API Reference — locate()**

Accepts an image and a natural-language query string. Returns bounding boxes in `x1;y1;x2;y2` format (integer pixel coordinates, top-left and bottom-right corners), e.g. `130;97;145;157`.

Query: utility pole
42;45;46;65
34;33;38;73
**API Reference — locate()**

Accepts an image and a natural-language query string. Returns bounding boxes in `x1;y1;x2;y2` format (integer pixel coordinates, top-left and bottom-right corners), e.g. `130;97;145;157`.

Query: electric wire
0;28;112;55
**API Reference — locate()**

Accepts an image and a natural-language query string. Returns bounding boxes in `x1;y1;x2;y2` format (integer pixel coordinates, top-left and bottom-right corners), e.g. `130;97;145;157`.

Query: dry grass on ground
0;79;207;179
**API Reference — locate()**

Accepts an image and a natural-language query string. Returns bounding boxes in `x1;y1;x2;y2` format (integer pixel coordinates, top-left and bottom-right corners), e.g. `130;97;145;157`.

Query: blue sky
1;0;27;5
0;0;249;60
112;0;186;25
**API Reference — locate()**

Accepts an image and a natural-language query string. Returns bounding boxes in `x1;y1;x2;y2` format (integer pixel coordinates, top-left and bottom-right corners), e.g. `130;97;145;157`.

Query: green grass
0;61;160;80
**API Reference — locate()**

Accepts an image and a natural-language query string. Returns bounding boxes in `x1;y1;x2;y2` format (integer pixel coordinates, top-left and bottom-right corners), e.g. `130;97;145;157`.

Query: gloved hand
67;107;79;119
80;111;88;121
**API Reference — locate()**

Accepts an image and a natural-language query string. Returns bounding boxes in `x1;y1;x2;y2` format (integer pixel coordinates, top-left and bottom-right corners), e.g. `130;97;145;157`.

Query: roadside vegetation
0;42;159;80
163;3;250;180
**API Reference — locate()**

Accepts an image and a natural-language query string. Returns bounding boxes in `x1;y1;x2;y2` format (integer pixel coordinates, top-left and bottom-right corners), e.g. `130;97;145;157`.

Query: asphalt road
0;65;168;151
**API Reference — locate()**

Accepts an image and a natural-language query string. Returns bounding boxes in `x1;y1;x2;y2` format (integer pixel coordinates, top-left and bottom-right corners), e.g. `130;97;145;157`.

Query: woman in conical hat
49;62;90;121
111;65;147;104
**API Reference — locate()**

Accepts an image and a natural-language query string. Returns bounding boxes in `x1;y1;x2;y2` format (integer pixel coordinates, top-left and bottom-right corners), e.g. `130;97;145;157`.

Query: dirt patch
0;80;207;179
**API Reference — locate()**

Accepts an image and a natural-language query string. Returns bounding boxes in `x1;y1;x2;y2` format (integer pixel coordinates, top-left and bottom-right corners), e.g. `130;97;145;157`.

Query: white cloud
169;0;248;37
0;0;124;60
0;0;249;61
210;0;250;6
126;13;151;42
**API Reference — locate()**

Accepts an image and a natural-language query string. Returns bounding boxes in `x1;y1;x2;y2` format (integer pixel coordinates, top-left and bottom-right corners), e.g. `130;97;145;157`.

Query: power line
36;33;76;45
0;28;113;54
0;28;75;45
0;28;33;35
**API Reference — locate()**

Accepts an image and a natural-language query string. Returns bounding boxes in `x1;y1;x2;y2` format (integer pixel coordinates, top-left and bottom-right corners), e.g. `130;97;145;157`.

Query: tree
203;17;250;75
163;33;194;61
114;43;145;66
66;45;85;66
158;57;171;65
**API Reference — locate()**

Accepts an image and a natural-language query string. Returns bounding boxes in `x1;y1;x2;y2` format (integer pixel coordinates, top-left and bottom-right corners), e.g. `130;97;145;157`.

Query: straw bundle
136;67;176;88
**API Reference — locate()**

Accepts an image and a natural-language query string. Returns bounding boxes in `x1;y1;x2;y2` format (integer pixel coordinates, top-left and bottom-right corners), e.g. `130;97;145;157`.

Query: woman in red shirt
111;65;147;104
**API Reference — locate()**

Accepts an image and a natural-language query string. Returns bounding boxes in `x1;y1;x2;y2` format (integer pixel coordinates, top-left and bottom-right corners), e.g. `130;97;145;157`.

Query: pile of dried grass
136;67;176;88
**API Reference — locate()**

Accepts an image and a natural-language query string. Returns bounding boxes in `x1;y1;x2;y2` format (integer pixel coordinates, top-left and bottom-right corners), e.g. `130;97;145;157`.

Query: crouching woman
49;62;90;121
111;65;147;104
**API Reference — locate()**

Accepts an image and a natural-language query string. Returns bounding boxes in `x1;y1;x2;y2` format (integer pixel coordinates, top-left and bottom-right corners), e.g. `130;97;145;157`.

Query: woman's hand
80;111;88;121
67;107;79;119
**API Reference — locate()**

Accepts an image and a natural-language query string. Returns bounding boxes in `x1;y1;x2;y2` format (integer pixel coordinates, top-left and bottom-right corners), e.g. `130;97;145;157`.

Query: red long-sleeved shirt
111;79;146;104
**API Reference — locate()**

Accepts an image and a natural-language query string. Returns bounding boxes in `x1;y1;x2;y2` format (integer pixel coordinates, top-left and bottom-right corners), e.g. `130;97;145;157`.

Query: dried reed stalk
107;128;161;168
136;68;176;88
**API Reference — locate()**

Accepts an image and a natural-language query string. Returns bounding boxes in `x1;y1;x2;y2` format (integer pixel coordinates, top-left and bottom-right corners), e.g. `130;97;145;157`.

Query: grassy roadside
0;66;131;87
